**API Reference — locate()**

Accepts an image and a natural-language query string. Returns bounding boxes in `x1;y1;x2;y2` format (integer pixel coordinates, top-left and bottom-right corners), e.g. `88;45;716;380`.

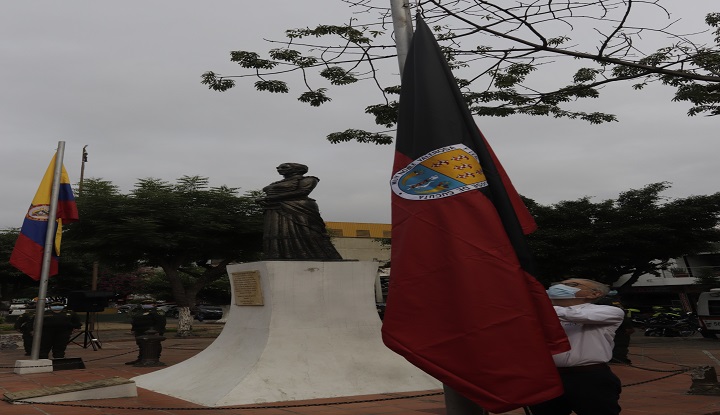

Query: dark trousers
613;331;632;363
135;336;162;359
39;329;71;359
529;364;621;415
22;332;33;355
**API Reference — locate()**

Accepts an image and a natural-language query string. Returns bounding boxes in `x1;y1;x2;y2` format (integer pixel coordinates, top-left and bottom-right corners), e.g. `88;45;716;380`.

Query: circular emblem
390;144;488;200
26;204;50;221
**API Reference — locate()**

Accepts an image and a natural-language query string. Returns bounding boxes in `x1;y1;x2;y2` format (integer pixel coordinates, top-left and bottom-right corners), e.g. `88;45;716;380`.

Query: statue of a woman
255;163;343;260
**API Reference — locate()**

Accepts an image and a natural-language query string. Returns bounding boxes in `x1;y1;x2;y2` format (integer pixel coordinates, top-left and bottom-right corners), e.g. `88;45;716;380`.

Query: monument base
133;261;439;406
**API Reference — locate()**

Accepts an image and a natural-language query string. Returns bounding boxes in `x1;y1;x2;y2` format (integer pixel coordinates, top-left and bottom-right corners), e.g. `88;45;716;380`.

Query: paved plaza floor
1;325;719;415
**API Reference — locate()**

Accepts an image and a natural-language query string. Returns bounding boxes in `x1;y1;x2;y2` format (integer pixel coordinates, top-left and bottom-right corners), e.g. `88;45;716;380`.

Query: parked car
697;288;720;339
156;303;177;313
161;305;223;320
376;302;386;320
195;305;223;321
9;304;32;316
116;304;141;314
164;305;180;318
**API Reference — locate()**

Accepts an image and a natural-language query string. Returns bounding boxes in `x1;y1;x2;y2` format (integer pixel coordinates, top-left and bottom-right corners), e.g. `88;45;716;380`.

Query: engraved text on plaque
232;271;264;306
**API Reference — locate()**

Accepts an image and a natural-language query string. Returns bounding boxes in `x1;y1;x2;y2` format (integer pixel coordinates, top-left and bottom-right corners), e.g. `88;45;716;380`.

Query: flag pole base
14;359;53;374
444;385;488;415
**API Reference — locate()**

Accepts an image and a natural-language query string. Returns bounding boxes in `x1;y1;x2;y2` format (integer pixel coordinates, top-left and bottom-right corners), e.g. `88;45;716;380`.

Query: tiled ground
1;330;719;415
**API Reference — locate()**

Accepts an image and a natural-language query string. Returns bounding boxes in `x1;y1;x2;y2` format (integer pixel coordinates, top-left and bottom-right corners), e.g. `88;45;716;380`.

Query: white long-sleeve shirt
551;303;625;367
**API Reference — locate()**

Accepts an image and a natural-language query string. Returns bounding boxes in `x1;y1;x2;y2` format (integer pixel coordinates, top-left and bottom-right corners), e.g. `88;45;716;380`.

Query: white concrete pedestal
13;359;53;374
133;261;439;406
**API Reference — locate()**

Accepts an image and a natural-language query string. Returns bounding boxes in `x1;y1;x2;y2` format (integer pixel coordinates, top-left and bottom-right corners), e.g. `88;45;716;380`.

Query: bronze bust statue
255;163;343;260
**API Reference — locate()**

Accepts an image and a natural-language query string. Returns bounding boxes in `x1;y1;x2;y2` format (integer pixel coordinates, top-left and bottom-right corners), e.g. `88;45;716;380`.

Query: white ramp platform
4;377;137;403
132;261;439;406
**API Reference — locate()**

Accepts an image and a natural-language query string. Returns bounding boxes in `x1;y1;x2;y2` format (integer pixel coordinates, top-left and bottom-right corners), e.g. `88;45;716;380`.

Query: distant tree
0;229;33;300
197;274;232;305
203;1;720;145
134;266;231;305
64;176;263;336
135;269;174;302
693;266;720;287
0;228;97;302
525;183;720;288
96;268;154;302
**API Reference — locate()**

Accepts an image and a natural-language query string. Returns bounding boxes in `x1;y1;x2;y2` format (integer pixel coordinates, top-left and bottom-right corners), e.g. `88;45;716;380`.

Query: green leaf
493;64;536;88
286;25;370;44
254;80;289;93
320;66;358;85
200;72;235;92
230;51;277;70
269;48;302;62
573;68;602;83
326;129;393;145
298;89;331;106
365;102;398;128
547;36;571;46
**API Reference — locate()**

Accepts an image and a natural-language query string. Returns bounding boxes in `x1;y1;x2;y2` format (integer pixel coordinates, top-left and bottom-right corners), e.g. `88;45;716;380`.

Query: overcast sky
1;1;717;230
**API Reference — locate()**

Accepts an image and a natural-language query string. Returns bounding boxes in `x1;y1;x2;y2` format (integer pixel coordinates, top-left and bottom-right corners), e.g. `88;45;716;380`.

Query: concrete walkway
1;327;719;415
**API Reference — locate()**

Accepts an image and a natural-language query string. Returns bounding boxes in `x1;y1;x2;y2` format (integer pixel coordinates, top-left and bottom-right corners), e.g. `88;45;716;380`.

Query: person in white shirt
529;278;625;415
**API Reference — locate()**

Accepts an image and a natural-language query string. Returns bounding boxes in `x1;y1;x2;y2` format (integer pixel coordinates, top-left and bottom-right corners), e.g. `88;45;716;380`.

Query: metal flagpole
79;145;101;339
78;145;88;194
29;141;67;360
388;3;486;414
390;0;414;74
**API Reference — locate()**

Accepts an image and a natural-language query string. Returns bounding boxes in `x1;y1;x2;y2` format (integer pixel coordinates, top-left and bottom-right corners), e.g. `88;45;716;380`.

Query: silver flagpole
30;141;67;360
388;3;486;414
386;0;413;304
390;0;414;74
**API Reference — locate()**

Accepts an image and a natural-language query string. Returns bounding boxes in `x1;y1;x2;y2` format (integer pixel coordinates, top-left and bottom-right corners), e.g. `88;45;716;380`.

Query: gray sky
1;1;717;230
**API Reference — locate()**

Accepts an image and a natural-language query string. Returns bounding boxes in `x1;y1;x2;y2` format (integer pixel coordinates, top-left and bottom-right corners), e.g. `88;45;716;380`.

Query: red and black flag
381;17;570;413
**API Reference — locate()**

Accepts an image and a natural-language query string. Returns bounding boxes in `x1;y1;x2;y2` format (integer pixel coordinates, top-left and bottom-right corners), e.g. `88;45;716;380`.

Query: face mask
141;305;154;310
50;306;64;311
547;284;581;299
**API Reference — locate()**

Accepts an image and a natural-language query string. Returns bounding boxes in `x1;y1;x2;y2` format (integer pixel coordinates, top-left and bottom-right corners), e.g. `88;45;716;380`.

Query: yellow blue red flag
10;153;79;280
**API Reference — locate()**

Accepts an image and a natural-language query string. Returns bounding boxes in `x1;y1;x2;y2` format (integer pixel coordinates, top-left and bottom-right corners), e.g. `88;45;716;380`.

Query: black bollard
134;329;166;367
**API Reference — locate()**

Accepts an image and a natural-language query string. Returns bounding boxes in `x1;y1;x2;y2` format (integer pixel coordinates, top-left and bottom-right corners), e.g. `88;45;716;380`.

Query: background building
326;222;391;263
326;222;391;304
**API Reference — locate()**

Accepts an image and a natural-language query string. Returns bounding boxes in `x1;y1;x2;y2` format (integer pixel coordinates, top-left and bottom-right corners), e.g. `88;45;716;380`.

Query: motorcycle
643;311;699;337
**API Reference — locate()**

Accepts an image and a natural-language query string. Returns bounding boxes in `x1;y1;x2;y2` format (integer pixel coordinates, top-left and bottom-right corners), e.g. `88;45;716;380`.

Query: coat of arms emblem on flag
390;144;488;200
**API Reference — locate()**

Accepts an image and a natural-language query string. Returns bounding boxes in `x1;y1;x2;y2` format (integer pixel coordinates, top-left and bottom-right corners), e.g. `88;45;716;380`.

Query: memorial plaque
232;271;264;306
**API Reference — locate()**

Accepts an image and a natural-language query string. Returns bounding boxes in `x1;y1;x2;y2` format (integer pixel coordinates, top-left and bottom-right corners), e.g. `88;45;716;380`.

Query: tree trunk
158;259;231;337
161;263;198;337
176;306;194;337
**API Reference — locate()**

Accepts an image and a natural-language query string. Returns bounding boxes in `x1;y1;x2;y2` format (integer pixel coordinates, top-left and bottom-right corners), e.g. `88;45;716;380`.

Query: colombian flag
10;153;79;280
381;18;569;413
